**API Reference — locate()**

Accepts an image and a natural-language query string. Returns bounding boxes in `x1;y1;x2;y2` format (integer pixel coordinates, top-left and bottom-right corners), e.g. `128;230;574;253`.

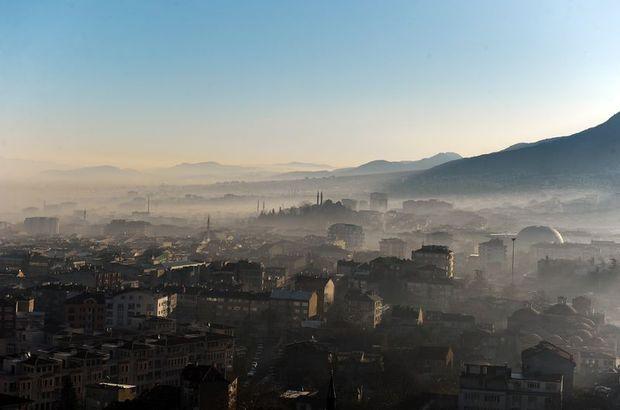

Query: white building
105;289;176;328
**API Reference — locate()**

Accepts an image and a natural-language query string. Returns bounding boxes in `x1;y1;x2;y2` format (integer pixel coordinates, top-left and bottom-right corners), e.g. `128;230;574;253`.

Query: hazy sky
1;0;620;168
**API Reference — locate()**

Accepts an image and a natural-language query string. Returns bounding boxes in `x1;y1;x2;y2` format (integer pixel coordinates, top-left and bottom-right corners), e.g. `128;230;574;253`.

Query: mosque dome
521;333;543;346
517;226;564;249
568;335;584;346
547;335;566;346
544;303;577;316
510;306;540;322
576;329;593;340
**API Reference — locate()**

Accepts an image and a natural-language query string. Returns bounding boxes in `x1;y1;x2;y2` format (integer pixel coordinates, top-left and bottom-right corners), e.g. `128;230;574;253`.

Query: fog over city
2;2;620;410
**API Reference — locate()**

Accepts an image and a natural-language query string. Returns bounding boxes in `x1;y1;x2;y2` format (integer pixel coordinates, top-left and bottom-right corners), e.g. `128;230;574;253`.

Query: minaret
320;191;323;205
256;200;260;214
147;196;151;214
326;372;336;410
316;191;320;205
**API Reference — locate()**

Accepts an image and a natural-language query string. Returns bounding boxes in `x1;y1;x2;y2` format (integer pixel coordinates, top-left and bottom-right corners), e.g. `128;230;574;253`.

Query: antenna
511;237;516;285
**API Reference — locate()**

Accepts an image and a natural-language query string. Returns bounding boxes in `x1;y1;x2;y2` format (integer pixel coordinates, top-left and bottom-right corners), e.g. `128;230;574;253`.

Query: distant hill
394;112;620;194
275;161;334;170
42;165;141;179
275;152;461;180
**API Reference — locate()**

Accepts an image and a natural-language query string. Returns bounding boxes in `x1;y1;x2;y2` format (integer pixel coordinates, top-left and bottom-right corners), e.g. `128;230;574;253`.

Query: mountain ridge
394;112;620;194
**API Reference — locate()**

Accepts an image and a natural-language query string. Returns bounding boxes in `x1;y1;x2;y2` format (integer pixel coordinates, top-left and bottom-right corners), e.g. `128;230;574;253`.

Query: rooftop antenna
511;237;517;285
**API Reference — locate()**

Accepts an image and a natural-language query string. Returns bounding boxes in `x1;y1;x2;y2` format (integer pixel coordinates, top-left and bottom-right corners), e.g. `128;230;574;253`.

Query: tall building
478;238;507;273
23;217;59;236
369;192;388;212
412;245;454;278
379;238;407;258
327;223;364;250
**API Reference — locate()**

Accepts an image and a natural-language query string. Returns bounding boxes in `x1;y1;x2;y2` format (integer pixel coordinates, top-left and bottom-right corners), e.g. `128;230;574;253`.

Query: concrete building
181;364;237;410
270;289;319;324
104;219;150;236
344;290;383;329
293;276;335;315
23;217;59;236
340;198;358;211
105;289;176;328
412;245;455;278
522;341;576;398
65;292;106;334
402;199;453;214
459;363;563;410
84;382;137;410
327;223;364;250
478;238;507;273
369;192;388;212
379;238;407;258
190;291;271;326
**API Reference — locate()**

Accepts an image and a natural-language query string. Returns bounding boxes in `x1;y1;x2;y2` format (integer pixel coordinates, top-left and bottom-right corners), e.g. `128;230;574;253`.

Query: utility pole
511;237;516;285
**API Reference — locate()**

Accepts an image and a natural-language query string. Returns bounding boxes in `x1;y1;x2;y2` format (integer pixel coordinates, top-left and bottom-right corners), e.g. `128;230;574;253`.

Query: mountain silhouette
275;152;461;180
396;112;620;193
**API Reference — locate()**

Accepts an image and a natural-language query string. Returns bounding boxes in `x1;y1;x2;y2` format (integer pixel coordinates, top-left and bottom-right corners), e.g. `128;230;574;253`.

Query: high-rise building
327;223;364;250
379;238;407;258
369;192;388;212
478;238;507;273
23;217;59;236
412;245;454;278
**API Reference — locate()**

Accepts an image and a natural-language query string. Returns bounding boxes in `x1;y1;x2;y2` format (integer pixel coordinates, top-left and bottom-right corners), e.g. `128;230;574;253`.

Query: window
527;382;540;389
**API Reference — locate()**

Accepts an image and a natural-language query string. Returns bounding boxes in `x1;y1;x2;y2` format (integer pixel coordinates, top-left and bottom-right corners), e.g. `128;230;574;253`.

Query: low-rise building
181;364;237;410
344;290;383;329
294;276;335;315
84;382;137;410
270;289;318;324
65;293;106;334
412;245;454;278
459;363;563;410
105;289;176;328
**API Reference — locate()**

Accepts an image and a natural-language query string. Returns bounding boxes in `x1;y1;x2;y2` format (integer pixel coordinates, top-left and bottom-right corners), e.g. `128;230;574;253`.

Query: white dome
517;226;564;248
